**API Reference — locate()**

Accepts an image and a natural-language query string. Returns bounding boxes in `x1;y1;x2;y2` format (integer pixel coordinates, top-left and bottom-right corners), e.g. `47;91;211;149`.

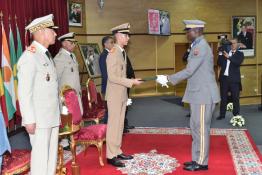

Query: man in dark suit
125;55;136;132
237;25;253;49
99;36;114;123
217;38;244;120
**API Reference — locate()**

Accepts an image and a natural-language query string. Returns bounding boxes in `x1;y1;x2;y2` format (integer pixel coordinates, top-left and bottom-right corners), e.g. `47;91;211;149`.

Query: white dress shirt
224;50;234;76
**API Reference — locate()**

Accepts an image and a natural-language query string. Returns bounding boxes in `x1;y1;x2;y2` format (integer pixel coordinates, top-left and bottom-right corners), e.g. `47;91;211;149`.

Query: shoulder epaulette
109;47;116;53
26;45;36;53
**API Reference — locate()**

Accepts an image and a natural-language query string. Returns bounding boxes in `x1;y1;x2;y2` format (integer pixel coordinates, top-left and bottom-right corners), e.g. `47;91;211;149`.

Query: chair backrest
62;86;82;125
86;78;98;104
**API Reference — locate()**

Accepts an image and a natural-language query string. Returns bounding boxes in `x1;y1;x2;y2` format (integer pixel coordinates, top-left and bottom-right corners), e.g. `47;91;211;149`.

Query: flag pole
0;11;3;25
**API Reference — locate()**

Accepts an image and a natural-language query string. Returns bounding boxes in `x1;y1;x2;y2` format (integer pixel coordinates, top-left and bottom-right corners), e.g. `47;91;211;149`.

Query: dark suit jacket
99;49;109;94
237;31;253;49
217;50;244;84
126;56;135;79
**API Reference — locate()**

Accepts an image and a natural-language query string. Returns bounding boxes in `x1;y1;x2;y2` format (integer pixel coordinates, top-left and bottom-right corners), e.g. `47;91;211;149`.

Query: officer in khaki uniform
106;23;142;167
54;32;83;114
156;20;220;171
54;32;83;149
17;14;60;175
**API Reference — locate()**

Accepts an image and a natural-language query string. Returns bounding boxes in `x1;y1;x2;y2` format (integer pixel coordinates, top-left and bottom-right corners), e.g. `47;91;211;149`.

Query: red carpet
65;128;262;175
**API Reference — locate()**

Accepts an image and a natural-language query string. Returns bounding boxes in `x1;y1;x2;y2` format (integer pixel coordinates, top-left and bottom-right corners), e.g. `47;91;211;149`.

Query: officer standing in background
17;14;60;175
216;38;244;120
124;55;136;132
99;36;114;123
106;23;142;167
54;32;83;149
156;20;220;171
54;32;83;114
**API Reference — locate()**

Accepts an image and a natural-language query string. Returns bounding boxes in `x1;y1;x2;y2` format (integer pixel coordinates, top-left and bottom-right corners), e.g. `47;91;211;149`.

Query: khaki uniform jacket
105;45;133;102
17;41;60;128
168;36;220;104
54;48;81;94
54;48;83;114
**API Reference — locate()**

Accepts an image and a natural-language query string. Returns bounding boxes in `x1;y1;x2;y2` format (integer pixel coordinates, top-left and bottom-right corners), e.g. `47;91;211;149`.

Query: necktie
45;51;52;60
70;53;75;62
122;51;126;61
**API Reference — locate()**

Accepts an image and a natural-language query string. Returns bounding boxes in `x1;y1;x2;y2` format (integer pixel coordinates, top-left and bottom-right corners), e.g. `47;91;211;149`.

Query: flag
1;22;16;121
9;24;18;101
25;28;30;47
15;23;23;117
0;111;11;162
0;70;8;126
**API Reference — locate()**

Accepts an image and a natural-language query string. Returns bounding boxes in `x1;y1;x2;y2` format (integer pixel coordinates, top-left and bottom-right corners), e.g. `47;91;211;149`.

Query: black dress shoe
185;113;191;118
107;157;125;167
184;162;208;171
63;146;71;151
183;161;196;166
117;153;133;160
125;125;135;129
216;116;225;120
123;128;130;133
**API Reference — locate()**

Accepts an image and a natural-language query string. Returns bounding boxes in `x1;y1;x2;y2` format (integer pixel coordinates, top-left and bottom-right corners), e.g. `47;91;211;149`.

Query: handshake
131;75;169;87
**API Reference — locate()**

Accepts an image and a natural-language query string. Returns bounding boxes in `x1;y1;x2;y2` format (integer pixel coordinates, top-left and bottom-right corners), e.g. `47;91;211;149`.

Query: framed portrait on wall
148;9;171;36
232;16;256;57
68;1;83;27
78;43;101;77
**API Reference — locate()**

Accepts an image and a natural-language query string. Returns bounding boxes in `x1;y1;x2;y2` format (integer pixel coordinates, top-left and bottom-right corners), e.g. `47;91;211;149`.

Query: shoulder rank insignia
109;47;116;53
26;45;36;53
193;48;199;56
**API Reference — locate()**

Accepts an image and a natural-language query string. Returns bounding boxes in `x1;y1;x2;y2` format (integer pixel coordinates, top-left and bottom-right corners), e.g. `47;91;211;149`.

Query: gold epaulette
26;45;36;53
109;47;116;53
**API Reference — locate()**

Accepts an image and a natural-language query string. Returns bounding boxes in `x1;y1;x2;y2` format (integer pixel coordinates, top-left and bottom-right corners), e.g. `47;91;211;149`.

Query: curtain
0;0;69;56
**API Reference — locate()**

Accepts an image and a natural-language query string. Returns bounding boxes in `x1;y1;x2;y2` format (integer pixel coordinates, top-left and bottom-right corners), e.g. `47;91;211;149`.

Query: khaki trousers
29;126;59;175
106;100;126;159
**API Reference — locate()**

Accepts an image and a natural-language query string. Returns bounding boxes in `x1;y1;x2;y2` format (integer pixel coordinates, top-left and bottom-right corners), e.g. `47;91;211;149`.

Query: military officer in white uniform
17;14;60;175
54;32;83;149
156;20;220;171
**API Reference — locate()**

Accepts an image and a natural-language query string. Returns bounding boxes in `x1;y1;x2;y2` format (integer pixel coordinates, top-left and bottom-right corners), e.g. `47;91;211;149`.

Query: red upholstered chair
1;149;30;175
61;85;107;166
81;79;105;124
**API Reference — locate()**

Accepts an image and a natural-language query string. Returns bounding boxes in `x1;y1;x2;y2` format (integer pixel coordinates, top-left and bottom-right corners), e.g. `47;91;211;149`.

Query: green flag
16;24;23;60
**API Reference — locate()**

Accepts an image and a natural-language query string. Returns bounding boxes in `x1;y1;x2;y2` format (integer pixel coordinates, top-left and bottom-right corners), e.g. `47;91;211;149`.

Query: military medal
46;73;50;81
71;67;74;72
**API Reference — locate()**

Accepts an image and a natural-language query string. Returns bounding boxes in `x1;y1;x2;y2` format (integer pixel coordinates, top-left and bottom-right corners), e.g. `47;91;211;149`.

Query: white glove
127;98;133;106
61;105;69;115
156;75;169;88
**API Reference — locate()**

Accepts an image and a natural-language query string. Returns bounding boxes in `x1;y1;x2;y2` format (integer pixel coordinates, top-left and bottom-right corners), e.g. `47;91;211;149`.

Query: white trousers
29;127;59;175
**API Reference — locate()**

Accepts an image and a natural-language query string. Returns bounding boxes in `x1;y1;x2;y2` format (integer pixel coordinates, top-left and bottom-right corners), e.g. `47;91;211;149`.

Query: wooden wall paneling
240;96;261;105
128;35;156;70
240;66;258;97
174;43;187;96
130;70;157;96
258;65;262;96
156;36;174;69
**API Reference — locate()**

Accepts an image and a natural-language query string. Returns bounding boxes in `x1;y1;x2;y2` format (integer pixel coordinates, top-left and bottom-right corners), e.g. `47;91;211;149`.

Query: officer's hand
156;75;169;88
25;123;36;135
132;78;143;86
223;51;229;59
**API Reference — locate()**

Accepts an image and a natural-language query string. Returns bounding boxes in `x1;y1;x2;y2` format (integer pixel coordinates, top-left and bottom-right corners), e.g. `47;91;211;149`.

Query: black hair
102;36;113;48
